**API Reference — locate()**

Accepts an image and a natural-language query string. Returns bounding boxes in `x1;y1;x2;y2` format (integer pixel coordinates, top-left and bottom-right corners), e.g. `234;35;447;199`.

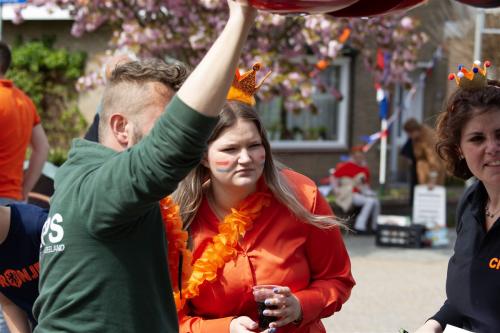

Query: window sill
270;141;348;152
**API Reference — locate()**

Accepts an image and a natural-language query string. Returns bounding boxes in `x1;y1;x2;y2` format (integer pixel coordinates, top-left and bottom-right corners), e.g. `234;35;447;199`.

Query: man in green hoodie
33;1;257;332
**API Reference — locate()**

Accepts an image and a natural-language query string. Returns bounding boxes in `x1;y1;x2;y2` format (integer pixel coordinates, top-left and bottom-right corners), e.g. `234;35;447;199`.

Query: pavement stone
321;231;456;333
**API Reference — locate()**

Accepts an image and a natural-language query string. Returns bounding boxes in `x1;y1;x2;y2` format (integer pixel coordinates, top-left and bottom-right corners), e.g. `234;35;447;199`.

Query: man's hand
227;0;258;21
176;0;257;117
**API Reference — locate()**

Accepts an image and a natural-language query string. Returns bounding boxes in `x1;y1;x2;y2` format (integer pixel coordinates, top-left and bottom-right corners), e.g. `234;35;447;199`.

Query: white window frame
270;57;351;152
1;4;71;21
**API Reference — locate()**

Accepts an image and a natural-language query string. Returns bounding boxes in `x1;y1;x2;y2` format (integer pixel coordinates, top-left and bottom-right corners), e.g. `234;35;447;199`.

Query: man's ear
201;152;209;168
109;113;130;147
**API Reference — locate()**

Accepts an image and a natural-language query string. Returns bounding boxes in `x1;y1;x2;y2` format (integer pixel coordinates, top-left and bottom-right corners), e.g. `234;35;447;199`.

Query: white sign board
0;4;71;20
444;324;473;333
412;185;446;228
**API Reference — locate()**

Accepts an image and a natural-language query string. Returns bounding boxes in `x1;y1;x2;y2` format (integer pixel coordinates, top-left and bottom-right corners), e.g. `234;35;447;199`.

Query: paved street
321;232;456;333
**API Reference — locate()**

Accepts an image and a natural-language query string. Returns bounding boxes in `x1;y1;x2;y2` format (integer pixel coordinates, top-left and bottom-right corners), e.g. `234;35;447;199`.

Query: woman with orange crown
164;63;355;333
415;61;500;333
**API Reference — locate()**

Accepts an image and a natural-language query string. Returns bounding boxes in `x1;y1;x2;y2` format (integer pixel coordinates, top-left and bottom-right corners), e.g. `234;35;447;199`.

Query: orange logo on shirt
0;263;39;288
489;258;500;270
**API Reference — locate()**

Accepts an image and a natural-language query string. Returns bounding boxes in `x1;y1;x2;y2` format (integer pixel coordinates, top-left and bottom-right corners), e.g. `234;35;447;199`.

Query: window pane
311;93;338;141
257;64;343;143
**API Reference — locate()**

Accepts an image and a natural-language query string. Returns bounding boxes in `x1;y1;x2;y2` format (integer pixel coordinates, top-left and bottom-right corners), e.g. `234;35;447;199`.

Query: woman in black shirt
416;65;500;332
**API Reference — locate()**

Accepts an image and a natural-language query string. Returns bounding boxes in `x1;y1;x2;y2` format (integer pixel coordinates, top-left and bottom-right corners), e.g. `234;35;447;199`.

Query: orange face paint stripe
215;160;233;173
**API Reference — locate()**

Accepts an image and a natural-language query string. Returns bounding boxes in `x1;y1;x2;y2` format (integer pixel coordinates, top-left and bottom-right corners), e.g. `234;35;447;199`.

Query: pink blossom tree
16;1;428;112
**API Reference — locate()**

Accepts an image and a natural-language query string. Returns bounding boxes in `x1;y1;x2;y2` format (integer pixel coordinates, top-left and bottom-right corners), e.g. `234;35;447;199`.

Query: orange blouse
179;170;355;333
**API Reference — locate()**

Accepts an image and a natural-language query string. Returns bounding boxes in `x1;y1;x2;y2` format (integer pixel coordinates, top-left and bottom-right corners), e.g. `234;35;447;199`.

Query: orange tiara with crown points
448;60;491;90
227;63;272;106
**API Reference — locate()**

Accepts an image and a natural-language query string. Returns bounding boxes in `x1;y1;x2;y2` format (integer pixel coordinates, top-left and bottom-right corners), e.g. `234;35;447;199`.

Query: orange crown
227;63;271;106
448;60;491;90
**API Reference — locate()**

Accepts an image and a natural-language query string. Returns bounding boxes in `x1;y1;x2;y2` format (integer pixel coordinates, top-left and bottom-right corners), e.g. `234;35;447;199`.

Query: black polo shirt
431;181;500;332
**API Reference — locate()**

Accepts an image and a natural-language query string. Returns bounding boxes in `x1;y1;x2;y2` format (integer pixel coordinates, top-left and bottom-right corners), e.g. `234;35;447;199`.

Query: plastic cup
252;285;280;330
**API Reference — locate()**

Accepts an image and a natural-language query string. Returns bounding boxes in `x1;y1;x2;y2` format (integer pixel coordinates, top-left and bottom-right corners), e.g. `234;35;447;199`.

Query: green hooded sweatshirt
33;96;218;332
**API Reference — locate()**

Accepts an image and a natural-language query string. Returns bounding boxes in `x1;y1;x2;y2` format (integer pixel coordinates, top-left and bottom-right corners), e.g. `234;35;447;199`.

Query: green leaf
6;36;88;164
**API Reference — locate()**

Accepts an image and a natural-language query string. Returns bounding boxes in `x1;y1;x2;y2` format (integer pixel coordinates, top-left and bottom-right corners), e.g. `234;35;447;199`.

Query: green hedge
7;36;87;165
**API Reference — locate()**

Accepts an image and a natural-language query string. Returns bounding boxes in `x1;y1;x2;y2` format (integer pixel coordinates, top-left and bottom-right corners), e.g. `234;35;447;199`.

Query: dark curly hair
435;80;500;179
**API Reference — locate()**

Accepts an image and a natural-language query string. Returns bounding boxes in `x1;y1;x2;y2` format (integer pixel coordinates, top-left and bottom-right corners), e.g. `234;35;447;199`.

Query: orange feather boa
160;191;271;311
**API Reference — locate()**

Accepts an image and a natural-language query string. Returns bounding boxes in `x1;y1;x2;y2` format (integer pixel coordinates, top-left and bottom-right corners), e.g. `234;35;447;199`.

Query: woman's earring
457;147;464;160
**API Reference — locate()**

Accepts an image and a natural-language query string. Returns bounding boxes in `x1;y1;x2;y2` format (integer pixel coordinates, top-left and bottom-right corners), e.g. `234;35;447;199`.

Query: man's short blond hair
99;59;189;142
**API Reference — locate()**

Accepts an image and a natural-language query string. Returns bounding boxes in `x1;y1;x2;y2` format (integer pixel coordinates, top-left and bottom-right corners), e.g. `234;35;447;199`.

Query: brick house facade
4;0;495;188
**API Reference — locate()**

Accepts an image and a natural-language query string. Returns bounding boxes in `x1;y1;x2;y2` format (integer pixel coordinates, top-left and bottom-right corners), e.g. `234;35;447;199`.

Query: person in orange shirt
0;42;49;204
0;41;49;333
171;69;355;332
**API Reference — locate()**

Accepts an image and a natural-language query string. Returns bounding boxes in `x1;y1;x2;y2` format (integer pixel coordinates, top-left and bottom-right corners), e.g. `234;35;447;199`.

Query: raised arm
81;1;258;233
177;0;257;117
22;124;49;200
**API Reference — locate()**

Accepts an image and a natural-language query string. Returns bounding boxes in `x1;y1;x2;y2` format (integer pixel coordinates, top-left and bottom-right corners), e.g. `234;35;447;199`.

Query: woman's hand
263;286;303;329
230;316;259;333
414;319;443;333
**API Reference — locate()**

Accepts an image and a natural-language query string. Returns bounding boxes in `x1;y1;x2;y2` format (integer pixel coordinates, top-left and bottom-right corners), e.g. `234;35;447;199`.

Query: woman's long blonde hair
172;101;342;229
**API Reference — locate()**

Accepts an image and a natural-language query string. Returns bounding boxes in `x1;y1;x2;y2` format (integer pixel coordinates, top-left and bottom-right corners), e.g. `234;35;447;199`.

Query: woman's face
460;108;500;188
205;118;266;192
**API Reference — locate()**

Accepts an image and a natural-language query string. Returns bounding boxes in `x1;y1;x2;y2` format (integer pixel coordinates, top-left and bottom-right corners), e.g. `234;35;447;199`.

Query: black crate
376;224;426;248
